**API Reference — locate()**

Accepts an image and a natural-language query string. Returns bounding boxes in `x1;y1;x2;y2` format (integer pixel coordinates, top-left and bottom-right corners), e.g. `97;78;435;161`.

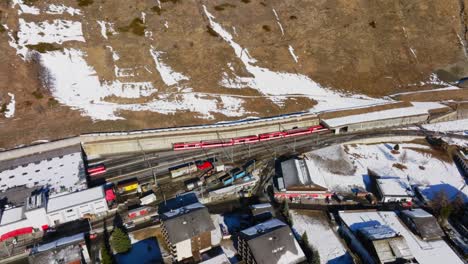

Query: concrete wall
81;115;320;157
333;114;429;134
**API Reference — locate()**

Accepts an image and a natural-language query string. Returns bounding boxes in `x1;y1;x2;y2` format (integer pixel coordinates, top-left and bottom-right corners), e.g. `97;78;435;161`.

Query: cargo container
140;193;157;205
117;179;139;194
169;162;198;178
185;178;203;191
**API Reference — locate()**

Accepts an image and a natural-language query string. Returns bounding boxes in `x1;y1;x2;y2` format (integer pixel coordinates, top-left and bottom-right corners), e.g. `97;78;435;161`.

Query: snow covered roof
280;159;328;190
321;102;445;128
377;177;413;197
47;186;105;213
0;206;25;225
358;225;398;240
339;210;464;264
240;219;306;264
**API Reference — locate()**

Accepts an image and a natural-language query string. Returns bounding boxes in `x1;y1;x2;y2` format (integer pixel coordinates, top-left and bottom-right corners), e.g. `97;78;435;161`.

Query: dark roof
162;203;215;244
240;219;305;264
401;209;444;240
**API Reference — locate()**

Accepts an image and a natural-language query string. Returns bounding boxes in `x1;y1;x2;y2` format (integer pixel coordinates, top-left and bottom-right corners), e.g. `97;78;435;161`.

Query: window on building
48;167;52;170
9;175;14;179
22;172;27;175
35;170;40;173
66;209;74;213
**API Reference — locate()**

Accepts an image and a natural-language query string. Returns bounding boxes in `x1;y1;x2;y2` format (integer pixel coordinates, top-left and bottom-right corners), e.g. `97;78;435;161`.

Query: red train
173;125;328;150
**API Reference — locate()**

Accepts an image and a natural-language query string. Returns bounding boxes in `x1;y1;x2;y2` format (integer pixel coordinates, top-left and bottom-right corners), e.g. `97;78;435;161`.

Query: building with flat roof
0;190;48;242
160;195;217;262
0;145;86;194
375;177;413;203
276;158;331;200
238;218;306;264
321;102;447;134
339;210;463;264
46;186;108;226
29;233;89;264
400;209;444;241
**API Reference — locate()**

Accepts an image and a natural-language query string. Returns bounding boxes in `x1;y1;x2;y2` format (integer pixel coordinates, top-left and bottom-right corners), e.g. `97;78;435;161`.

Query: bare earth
0;0;467;148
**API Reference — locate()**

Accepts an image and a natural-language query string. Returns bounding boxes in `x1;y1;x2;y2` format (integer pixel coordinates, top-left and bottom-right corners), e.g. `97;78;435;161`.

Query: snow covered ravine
203;5;386;111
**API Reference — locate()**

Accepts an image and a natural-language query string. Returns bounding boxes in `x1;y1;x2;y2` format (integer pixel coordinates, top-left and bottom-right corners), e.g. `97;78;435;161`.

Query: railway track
95;128;465;185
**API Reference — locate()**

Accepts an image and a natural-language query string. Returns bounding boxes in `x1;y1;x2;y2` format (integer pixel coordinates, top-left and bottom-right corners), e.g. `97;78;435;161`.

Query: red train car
201;140;233;148
173;125;329;150
258;131;284;141
87;164;106;176
173;142;203;150
232;135;259;145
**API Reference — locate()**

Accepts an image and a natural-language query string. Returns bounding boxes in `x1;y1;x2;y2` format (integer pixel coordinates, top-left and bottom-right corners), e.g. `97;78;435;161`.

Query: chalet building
400;209;444;241
238;218;306;264
159;194;217;262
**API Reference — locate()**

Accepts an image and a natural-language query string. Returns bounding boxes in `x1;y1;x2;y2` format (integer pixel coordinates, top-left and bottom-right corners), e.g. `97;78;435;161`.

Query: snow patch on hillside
203;5;385;111
17;19;85;46
150;47;189;86
39;49;247;120
4;93;16;118
46;4;81;16
288;45;298;63
11;0;40;15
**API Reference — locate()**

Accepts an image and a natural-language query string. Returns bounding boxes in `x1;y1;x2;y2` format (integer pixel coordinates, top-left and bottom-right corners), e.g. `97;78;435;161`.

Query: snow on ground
339;210;464;264
291;210;353;264
17;19;85;46
422;119;468;132
306;143;467;201
97;21;108;39
11;0;40;15
149;46;189;86
40;49;248;120
46;4;81;16
322;102;446;127
4;93;16;118
272;9;284;36
288;45;298;63
203;5;387;111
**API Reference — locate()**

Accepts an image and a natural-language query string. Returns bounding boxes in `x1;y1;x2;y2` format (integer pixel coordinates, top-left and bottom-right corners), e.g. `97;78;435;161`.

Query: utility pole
137;140;157;187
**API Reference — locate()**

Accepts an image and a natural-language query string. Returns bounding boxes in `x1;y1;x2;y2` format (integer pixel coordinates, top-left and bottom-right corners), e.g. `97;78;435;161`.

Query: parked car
124;221;135;229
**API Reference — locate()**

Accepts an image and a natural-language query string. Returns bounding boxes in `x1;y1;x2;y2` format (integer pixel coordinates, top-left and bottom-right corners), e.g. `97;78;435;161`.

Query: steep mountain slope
0;0;467;148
